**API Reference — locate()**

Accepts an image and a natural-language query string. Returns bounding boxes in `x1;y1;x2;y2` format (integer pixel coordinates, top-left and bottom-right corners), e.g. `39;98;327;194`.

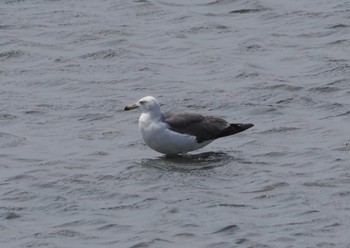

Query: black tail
216;123;254;139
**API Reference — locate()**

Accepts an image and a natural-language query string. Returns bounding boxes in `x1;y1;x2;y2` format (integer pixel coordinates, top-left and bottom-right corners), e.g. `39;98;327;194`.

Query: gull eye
139;100;147;105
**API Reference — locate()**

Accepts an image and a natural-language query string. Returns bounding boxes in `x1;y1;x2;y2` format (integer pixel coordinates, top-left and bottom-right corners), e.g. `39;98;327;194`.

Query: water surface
1;0;350;247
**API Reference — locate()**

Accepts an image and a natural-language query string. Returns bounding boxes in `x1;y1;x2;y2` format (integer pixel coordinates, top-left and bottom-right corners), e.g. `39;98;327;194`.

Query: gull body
139;110;212;154
124;96;253;155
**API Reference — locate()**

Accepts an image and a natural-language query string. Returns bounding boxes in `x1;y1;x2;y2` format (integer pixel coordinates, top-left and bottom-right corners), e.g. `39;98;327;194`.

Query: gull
124;96;253;155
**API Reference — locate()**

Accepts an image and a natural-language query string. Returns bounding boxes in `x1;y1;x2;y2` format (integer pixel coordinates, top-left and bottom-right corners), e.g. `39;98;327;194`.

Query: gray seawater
1;0;350;247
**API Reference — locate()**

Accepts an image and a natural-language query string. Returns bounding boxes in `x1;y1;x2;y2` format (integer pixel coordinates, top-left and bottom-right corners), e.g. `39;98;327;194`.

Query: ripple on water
0;50;27;60
140;152;235;171
0;133;27;148
0;113;17;121
211;224;239;234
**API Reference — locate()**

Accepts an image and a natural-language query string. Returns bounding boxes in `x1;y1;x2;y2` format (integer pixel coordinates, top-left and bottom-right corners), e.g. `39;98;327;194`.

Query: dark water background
1;0;350;247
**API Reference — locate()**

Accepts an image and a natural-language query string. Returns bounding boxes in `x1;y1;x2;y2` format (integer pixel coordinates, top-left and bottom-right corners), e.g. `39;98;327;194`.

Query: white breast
138;113;212;155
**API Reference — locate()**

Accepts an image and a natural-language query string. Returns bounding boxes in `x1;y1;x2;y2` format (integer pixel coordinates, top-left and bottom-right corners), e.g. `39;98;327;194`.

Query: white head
124;96;161;114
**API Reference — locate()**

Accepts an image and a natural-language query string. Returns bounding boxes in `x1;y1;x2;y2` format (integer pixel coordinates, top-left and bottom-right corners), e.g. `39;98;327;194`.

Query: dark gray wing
163;112;227;143
163;112;254;143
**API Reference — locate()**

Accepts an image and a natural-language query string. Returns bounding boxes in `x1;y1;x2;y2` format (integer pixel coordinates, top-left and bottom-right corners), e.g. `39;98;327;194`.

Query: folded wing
163;112;253;143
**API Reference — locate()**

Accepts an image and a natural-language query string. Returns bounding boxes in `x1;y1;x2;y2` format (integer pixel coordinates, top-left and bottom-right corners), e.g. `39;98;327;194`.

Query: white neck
139;109;162;128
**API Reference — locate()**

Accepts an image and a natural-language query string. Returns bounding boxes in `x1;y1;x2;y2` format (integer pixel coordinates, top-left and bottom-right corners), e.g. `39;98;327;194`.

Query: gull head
124;96;161;114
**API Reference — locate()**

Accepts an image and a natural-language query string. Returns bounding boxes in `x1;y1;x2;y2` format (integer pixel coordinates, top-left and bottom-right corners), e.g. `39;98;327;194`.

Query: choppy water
1;0;350;247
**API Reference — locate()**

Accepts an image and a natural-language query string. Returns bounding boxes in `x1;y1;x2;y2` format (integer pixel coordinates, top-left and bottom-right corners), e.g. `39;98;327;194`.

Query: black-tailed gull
124;96;253;155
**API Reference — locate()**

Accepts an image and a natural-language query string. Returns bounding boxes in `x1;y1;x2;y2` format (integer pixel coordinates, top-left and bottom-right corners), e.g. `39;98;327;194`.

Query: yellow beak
124;103;138;111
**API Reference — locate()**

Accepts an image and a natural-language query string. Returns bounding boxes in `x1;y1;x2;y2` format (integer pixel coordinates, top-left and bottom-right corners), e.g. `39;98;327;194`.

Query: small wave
307;64;350;78
212;224;239;234
326;78;348;86
269;84;304;91
80;48;131;60
187;24;230;34
303;180;338;187
326;24;350;29
0;133;27;148
129;238;173;248
230;8;270;14
259;127;299;134
173;232;196;237
336;111;350;117
140;152;234;171
50;229;85;238
97;224;132;231
208;203;252;208
242;181;289;193
77;113;113;122
0;50;27;60
276;96;316;106
327;39;350;46
0;113;17;120
254;151;289;158
308;86;340;93
249;82;304;92
1;212;21;220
